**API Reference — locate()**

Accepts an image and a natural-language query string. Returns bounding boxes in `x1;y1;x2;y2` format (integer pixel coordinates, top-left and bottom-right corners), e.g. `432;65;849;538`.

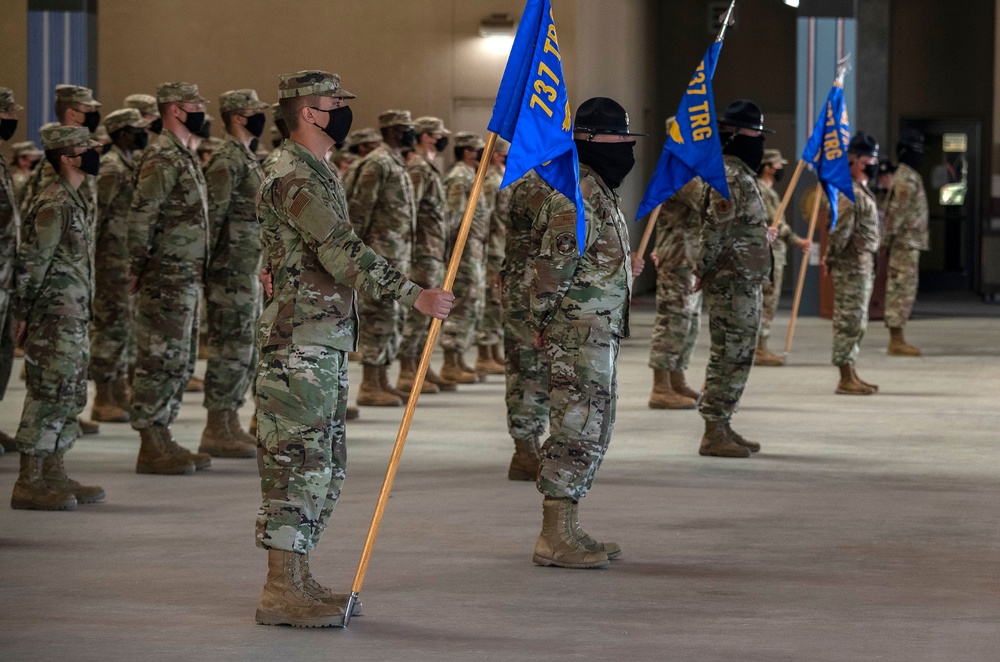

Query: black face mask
148;118;163;135
400;128;417;148
82;110;101;133
244;113;266;138
180;109;206;135
195;119;212;140
272;138;282;149
0;118;17;141
722;132;765;172
773;167;785;183
898;148;924;171
434;136;449;152
101;143;112;155
309;106;353;145
863;163;879;181
475;148;485;162
249;138;259;154
131;129;149;151
575;139;636;190
78;149;101;176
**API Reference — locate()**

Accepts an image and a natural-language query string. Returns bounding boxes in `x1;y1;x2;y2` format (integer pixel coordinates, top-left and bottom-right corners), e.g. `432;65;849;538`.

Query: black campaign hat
717;99;774;134
574;97;646;137
848;131;879;157
897;128;925;152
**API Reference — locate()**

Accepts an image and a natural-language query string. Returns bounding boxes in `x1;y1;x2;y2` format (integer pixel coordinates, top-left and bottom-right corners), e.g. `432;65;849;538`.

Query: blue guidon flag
635;41;730;221
488;0;586;254
802;81;854;228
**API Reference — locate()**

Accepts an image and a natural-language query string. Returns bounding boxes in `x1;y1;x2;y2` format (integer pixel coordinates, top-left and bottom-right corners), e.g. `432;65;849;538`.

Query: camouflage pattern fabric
696;155;770;422
346;144;416;366
127;129;209;429
503;172;552;441
530;166;631;500
255;139;421;553
0;152;18;330
882;162;929;328
439;161;490;353
399;153;448;360
11;169;32;207
90;144;137;383
20;159;97;220
828;180;880;366
884;247;920;329
648;179;705;371
757;179;804;339
478;164;508;347
203;134;264;410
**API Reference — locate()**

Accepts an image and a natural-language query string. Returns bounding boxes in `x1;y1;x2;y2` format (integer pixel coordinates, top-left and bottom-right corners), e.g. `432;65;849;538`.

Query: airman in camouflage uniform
346;109;417;407
10;125;105;510
253;71;453;628
0;87;24;453
439;132;491;384
127;81;213;475
340;127;382;192
10;141;43;207
476;140;509;377
696;100;774;459
397;116;456;394
827;132;881;395
125;94;161;135
198;89;269;457
883;129;929;356
262;103;287;174
89;109;150;424
755;149;810;366
503;171;552;481
530;98;644;570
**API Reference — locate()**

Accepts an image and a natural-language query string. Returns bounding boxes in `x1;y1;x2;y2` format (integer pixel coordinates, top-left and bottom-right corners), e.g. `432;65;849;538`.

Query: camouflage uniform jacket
444;161;491;262
205;134;264;283
883;162;929;251
262;146;283;177
503;171;551;322
21;158;96;218
485;165;509;277
127;129;209;281
758;179;803;269
14;177;93;321
826;180;880;269
346;144;416;265
0;153;19;317
407;153;448;265
698;155;771;285
652;178;706;270
96;144;137;257
11;168;31;207
529;165;632;338
256;140;422;352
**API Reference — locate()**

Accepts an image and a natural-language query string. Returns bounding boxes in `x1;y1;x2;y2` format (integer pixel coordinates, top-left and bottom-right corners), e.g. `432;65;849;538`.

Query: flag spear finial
716;0;737;42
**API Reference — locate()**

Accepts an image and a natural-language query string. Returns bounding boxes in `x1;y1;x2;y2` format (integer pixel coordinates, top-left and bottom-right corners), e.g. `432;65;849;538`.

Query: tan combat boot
77;417;100;435
346;406;360;421
669;370;702;401
568;500;622;560
11;454;77;510
835;364;875;395
112;377;132;409
754;336;786;367
724;422;761;453
248;411;257;436
475;345;505;376
440;349;477;385
850;365;879;392
226;410;257;445
425;366;458;392
185;376;205;393
299;553;362;616
490;343;505;366
0;429;17;453
91;380;130;422
42;453;105;504
160;427;212;470
396;357;440;396
887;327;921;356
199;410;256;458
136;427;197;475
532;497;610;569
356;365;402;407
460;350;487;383
699;420;751;458
255;549;346;627
508;438;541;481
648;368;696;410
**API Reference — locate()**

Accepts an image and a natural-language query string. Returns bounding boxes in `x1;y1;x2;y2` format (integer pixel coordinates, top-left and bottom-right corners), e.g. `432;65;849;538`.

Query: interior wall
0;2;29;145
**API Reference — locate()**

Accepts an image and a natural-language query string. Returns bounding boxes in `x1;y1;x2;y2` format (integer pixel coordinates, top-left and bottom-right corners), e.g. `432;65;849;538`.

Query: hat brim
719;119;775;134
330;88;357;100
574;126;648;137
2;102;25;112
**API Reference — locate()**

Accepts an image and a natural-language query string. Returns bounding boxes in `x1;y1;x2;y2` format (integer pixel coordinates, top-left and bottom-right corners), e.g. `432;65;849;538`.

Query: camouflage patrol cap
761;149;788;167
11;141;43;159
55;84;100;107
0;87;24;112
413;116;451;136
277;70;356;100
104;108;151;134
93;125;111;144
219;89;270;115
453;131;485;151
346;127;382;148
156;82;209;105
271;102;283;123
40;124;101;151
124;94;160;118
378;109;413;129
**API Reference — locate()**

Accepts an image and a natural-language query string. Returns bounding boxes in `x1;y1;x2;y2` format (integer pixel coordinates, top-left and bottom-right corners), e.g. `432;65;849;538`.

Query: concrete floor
1;306;999;661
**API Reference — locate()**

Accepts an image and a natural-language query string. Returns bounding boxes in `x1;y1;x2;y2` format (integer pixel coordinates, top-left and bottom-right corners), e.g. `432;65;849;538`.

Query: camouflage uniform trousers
759;257;786;340
883;247;920;329
0;308;13;400
130;276;200;429
204;279;261;411
255;343;348;554
831;253;875;366
648;261;702;371
477;267;503;347
358;260;409;366
536;325;618;501
89;260;134;383
439;257;485;353
398;256;443;359
503;318;550;441
699;275;763;423
15;315;88;455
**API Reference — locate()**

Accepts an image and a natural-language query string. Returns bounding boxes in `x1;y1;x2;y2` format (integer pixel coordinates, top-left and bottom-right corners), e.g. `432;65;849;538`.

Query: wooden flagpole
633;204;662;260
783;186;823;355
769;159;806;230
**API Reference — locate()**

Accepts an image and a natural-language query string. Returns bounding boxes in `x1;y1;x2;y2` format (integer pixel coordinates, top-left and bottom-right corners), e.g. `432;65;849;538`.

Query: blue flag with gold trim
636;42;729;221
802;82;854;228
488;0;585;253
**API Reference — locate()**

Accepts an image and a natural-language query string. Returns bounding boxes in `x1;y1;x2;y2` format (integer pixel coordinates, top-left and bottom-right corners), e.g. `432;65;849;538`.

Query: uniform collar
284;139;336;183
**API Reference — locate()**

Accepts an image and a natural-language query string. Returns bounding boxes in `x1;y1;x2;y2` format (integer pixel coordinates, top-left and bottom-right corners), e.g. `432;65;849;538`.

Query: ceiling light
479;13;516;38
